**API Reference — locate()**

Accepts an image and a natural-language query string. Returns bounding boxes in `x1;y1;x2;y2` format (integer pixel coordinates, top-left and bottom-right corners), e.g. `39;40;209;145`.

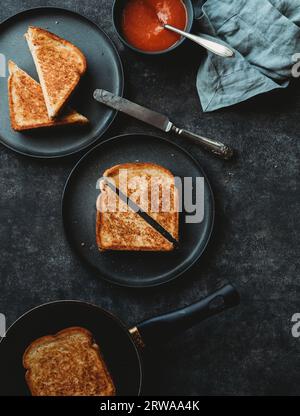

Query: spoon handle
164;24;234;58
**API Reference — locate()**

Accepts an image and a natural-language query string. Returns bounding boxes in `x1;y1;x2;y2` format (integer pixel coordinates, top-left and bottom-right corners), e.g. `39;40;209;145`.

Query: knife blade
93;89;233;160
94;89;173;132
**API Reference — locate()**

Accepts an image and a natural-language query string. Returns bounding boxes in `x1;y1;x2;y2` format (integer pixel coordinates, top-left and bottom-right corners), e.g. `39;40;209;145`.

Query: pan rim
0;299;143;397
61;133;215;288
0;5;124;159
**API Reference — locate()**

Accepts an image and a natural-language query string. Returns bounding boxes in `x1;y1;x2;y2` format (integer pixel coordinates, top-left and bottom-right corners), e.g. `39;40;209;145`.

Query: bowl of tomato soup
113;0;194;55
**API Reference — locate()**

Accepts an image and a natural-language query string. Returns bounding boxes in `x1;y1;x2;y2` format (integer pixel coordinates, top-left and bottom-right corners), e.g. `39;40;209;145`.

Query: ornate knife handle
172;126;234;160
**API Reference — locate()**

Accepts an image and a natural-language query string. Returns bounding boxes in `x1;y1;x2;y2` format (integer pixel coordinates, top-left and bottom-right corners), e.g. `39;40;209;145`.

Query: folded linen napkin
196;0;300;111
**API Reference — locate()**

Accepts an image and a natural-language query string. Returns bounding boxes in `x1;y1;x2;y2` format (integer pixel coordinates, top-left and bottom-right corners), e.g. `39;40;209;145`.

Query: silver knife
93;89;233;160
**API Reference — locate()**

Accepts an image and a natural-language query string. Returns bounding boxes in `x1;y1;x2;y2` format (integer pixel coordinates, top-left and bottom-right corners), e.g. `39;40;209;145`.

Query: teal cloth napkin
196;0;300;111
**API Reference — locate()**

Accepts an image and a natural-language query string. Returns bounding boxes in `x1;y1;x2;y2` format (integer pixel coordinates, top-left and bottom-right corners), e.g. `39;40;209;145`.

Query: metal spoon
164;24;234;58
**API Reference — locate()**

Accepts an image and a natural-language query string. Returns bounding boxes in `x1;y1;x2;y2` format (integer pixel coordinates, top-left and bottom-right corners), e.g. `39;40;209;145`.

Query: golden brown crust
96;211;174;252
27;27;87;73
103;162;175;180
96;163;179;252
10;112;89;131
23;327;115;397
23;327;92;368
8;65;17;131
25;26;87;118
8;60;89;131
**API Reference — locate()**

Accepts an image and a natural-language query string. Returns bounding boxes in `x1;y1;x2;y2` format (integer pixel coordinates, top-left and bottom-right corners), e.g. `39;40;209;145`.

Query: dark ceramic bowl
112;0;194;55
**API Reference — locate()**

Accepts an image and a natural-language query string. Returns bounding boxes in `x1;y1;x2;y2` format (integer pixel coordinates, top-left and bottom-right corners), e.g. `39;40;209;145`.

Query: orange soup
122;0;188;52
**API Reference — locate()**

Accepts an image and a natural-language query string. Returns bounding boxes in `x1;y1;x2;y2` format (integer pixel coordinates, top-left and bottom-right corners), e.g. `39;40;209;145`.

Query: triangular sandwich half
25;26;87;118
8;61;88;131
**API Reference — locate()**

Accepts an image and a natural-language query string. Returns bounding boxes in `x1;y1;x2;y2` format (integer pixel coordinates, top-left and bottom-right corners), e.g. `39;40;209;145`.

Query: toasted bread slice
23;327;116;397
8;61;88;131
96;163;179;251
25;26;87;118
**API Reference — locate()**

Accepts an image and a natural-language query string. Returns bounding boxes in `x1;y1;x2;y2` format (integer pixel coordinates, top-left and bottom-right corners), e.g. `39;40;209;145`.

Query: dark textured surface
0;0;299;396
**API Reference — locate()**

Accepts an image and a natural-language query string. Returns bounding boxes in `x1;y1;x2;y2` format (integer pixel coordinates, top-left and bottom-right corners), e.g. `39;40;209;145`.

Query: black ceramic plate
0;301;142;396
0;7;124;158
62;134;215;288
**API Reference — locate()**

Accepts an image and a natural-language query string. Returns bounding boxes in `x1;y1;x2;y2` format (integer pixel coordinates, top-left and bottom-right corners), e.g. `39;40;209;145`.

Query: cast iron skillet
0;284;239;396
0;7;124;158
112;0;202;55
62;134;215;288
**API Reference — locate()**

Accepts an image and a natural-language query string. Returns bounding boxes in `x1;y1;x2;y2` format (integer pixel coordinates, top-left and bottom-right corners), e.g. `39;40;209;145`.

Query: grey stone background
0;0;299;395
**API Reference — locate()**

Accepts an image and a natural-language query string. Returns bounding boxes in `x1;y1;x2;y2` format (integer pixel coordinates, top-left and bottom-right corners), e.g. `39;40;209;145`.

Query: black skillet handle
133;284;239;348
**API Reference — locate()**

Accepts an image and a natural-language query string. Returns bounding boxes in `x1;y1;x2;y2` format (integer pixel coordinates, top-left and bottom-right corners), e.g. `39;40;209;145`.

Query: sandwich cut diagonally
8;61;88;131
25;26;87;118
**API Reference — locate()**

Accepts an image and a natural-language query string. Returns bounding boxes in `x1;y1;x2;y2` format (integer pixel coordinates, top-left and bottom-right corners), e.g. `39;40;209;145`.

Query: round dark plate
0;7;124;158
0;301;142;396
62;134;214;288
